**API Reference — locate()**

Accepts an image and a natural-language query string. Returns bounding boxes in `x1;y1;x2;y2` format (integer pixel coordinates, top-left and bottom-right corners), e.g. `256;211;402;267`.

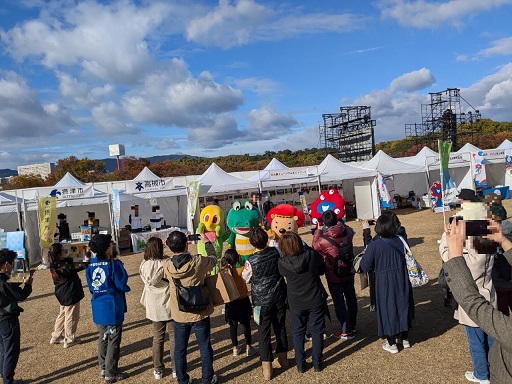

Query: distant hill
101;153;195;172
0;169;17;177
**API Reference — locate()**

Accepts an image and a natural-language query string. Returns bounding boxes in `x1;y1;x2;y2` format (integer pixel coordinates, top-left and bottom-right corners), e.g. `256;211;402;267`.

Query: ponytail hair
221;248;240;268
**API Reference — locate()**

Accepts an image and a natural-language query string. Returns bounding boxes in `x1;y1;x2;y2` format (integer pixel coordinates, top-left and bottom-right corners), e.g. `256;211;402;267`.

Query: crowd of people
0;195;511;384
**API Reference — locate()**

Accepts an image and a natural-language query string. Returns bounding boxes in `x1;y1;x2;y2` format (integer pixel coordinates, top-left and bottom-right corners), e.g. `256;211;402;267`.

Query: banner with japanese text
439;141;458;204
471;151;487;187
188;181;201;218
38;197;57;248
111;189;120;232
377;173;392;205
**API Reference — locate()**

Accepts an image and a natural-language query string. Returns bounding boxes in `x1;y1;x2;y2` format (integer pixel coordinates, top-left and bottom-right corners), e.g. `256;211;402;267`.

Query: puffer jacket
249;247;287;307
312;222;354;283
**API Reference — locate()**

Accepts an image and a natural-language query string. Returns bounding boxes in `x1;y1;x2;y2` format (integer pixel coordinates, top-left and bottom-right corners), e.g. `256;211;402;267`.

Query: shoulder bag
172;277;210;313
382;236;429;287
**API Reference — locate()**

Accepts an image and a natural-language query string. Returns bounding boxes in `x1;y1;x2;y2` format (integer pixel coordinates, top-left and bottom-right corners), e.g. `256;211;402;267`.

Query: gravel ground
14;199;512;384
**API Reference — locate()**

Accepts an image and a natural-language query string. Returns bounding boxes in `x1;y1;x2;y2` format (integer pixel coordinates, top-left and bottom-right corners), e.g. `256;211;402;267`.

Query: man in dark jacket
242;228;288;381
312;210;356;339
0;248;33;384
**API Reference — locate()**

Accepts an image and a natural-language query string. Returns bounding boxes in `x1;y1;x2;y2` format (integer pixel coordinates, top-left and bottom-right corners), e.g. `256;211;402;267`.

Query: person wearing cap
457;189;481;203
85;234;131;384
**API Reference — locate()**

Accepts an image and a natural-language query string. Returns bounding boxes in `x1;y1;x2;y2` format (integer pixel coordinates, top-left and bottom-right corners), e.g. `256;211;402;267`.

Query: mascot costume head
196;204;225;259
226;200;262;264
309;188;346;225
266;204;306;241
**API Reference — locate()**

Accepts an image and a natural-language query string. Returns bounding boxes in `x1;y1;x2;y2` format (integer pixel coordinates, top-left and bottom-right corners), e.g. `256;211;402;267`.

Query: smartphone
368;219;376;226
29;270;35;277
187;233;200;242
465;220;491;236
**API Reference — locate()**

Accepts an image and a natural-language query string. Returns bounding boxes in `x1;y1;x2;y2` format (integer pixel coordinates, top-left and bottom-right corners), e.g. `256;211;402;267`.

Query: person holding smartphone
444;218;512;383
440;216;496;384
0;248;33;384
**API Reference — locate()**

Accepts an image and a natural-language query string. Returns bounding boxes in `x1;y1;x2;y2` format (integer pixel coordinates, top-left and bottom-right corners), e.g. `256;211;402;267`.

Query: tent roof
54;172;85;187
405;146;439;166
456;142;481;154
264;158;288;170
133;166;160;181
0;192;17;204
317;154;376;181
497;139;512;150
361;150;425;175
197;163;259;194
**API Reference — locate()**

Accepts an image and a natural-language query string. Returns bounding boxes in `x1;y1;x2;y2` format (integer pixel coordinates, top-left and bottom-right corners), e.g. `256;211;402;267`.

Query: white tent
405;146;439;167
0;192;22;231
456;142;481;154
361;151;428;197
198;163;259;194
497;139;512;150
248;158;289;182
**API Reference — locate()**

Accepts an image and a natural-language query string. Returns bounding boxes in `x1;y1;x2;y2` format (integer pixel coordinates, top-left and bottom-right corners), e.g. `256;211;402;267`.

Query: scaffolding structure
319;106;376;162
405;88;481;151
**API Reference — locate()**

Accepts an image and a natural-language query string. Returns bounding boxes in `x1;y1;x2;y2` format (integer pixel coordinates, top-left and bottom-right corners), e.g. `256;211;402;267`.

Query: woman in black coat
278;232;326;373
360;211;414;354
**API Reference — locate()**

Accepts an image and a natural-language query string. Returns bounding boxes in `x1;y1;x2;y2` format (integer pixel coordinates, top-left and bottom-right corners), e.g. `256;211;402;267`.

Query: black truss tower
319;106;376;162
405;88;481;151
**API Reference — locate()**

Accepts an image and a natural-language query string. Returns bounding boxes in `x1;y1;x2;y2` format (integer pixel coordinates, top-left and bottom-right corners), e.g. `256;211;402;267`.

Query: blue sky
0;0;511;169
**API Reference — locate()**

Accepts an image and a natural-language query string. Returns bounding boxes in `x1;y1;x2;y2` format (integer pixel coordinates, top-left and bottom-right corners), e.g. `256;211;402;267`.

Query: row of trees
3;119;511;190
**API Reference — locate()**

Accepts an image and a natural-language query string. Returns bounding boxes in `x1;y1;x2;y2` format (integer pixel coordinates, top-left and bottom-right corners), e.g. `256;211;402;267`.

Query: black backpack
321;230;354;278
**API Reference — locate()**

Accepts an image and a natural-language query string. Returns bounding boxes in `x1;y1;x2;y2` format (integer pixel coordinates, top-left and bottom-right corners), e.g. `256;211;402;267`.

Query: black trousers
258;301;288;362
0;316;21;384
290;305;325;367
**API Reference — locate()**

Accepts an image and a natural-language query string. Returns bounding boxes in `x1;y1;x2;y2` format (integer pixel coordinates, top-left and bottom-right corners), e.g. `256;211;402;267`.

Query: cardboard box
205;269;240;306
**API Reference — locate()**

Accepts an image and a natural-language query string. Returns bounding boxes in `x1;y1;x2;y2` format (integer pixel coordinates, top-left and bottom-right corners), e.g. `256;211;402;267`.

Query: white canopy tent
497;139;512;150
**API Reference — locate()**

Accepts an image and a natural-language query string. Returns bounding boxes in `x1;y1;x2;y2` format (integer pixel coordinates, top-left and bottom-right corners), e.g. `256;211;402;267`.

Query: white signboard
269;168;310;180
38;185;94;199
126;179;168;194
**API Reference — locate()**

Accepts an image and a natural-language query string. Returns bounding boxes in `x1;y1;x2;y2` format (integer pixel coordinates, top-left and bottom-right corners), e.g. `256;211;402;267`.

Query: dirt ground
14;199;512;383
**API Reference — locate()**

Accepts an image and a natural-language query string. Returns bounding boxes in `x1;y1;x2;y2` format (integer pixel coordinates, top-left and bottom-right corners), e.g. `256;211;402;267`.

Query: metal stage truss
405;88;481;151
319;106;376;162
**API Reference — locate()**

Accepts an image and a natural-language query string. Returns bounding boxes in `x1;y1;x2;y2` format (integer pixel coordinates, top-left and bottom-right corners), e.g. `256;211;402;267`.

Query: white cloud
186;0;365;48
379;0;512;28
155;138;179;150
389;68;436;92
246;105;299;140
233;77;281;95
477;36;512;57
0;71;74;140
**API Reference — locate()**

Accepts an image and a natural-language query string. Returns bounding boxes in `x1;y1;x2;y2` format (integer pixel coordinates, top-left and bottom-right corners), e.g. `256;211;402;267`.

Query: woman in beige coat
440;229;495;384
140;237;175;380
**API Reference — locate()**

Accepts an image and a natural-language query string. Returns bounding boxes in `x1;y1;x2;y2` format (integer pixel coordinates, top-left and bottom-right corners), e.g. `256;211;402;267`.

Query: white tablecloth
130;227;180;253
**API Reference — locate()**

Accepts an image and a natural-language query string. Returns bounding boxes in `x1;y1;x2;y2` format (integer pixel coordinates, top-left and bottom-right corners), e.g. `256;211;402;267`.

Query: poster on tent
38;197;57;248
505;150;512;169
38;185;94;199
471;151;487;187
188;181;201;218
439;141;458;205
377;173;392;206
111;189;121;232
126;179;168;194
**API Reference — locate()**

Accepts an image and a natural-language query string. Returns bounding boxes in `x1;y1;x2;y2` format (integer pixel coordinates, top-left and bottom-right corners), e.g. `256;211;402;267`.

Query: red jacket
312;222;354;283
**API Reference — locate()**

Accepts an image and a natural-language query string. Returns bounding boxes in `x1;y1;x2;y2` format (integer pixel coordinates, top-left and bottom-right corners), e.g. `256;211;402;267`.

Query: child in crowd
48;243;85;348
220;249;257;357
139;237;175;380
85;234;130;384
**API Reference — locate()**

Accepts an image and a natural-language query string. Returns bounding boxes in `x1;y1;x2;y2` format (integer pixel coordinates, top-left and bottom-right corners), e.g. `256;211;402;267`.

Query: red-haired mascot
266;204;306;246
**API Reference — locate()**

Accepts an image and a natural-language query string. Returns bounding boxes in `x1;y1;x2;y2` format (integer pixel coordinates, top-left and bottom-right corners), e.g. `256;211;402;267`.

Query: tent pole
316;166;321;191
15;190;22;230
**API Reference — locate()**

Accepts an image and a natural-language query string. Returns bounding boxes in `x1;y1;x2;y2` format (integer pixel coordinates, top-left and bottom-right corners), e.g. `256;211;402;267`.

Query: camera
187;233;200;242
368;219;376;226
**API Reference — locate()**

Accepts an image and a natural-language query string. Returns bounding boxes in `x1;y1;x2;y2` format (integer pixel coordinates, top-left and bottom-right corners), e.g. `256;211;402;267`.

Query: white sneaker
402;339;411;349
382;341;399;354
211;374;218;384
37;263;49;270
232;346;242;356
154;369;163;380
465;371;490;383
50;337;64;344
63;338;81;348
172;371;177;379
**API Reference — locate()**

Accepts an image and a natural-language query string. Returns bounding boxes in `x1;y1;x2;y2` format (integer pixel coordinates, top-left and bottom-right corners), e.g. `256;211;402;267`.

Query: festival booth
0;192;23;232
360;150;428;209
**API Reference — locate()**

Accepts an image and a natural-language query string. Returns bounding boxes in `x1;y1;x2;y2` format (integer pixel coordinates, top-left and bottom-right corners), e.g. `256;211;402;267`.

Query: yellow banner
38;197;57;248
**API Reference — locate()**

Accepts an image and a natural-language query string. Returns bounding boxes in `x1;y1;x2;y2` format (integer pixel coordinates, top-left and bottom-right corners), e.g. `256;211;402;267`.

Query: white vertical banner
378;173;392;205
471;151;487;187
111;189;121;232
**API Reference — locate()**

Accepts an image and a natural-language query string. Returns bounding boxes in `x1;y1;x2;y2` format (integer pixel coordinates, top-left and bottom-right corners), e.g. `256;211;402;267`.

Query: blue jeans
174;317;214;384
327;279;358;330
290;305;325;368
465;326;493;380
